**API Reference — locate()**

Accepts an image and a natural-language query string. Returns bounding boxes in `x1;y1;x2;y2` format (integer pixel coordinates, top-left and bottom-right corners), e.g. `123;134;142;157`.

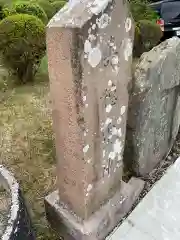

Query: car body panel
150;0;180;39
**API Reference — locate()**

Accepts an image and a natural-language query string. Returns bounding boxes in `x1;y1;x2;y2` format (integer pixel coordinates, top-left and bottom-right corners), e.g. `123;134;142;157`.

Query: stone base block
45;177;144;240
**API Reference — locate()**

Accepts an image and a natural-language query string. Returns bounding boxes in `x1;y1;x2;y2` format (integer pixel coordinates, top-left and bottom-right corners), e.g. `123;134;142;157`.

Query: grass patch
0;58;59;239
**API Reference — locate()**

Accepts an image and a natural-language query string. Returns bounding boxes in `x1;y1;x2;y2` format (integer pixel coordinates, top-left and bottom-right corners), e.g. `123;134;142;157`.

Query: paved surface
107;157;180;240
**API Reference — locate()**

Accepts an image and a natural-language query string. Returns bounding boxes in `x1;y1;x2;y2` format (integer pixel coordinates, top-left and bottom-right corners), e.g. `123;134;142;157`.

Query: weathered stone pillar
45;0;144;239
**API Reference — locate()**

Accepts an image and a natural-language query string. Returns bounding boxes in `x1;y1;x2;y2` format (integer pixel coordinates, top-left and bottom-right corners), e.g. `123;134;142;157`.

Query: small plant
12;2;48;23
0;14;46;83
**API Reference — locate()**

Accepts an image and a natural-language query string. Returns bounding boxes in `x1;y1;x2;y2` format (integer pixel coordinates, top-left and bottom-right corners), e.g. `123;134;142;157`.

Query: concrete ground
107;157;180;240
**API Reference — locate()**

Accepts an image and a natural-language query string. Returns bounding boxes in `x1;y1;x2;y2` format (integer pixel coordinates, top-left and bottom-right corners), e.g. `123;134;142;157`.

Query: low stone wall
124;37;180;176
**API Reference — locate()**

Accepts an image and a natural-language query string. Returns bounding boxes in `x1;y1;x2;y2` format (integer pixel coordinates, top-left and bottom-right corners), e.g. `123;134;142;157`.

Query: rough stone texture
45;0;145;239
47;0;134;220
124;37;180;176
45;177;144;240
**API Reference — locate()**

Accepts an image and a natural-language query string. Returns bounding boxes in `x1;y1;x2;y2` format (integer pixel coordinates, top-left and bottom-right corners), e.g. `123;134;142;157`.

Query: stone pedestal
45;178;144;239
45;0;144;239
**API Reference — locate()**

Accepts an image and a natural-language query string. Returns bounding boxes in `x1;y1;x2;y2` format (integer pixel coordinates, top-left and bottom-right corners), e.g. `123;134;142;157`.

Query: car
150;0;180;40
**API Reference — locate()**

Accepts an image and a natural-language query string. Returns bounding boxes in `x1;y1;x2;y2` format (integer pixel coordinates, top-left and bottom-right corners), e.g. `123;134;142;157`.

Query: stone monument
125;37;180;176
45;0;144;239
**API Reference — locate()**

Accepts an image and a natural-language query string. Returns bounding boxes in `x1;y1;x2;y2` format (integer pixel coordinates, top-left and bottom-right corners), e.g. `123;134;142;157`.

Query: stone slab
107;157;180;240
125;37;180;176
45;177;144;240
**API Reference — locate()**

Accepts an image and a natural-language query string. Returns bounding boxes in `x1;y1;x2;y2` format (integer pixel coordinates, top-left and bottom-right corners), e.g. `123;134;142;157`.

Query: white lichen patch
117;117;122;124
103;150;106;158
83;145;89;153
88;47;102;68
105;118;112;127
111;55;119;65
87;158;92;164
111;86;116;92
89;34;96;41
84;40;92;54
83;95;87;102
90;0;112;15
117;128;122;137
88;28;92;34
117;162;121;168
106;104;112;113
121;106;126;115
96;13;111;29
112;127;117;135
124;38;133;61
125;17;132;32
113;139;123;154
109;151;116;160
108;135;112;140
87;184;93;192
108;80;112;86
92;24;96;30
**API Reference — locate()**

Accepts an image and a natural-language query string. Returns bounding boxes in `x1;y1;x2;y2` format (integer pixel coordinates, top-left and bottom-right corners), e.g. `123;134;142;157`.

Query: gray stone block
125;37;180;176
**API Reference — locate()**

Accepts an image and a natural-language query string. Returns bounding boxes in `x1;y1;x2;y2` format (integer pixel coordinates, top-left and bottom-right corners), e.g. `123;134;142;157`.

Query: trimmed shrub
139;20;162;51
30;0;55;20
51;1;66;15
0;14;46;83
36;0;55;20
1;7;16;19
133;20;163;57
13;2;48;23
130;0;158;22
